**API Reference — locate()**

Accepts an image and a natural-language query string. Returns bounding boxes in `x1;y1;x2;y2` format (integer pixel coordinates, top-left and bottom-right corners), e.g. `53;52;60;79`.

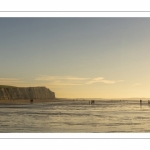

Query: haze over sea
0;99;150;133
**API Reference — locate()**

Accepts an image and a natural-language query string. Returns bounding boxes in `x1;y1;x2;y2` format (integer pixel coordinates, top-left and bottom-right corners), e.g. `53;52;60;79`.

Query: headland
0;85;56;104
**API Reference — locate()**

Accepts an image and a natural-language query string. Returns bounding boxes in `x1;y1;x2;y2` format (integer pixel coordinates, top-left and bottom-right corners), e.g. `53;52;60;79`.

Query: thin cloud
66;77;89;80
49;83;82;86
35;76;88;86
0;78;24;86
93;77;104;81
45;81;82;87
35;75;124;86
35;76;89;81
86;77;124;84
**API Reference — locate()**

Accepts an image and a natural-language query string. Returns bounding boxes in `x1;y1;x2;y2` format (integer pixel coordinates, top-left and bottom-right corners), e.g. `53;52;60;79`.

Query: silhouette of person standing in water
139;100;142;109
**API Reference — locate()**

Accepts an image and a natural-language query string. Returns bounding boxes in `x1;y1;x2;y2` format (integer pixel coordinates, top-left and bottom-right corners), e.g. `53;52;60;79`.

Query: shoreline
0;98;146;105
0;98;65;105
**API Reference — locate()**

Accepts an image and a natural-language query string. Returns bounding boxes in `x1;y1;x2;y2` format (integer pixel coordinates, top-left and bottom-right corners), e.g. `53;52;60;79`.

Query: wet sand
0;99;65;105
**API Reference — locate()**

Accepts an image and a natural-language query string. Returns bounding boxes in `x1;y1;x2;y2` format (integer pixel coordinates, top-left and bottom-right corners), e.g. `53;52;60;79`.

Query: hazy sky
0;18;150;98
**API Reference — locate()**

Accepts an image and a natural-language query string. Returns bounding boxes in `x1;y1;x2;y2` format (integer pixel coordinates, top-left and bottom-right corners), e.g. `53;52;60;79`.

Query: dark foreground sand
0;99;66;105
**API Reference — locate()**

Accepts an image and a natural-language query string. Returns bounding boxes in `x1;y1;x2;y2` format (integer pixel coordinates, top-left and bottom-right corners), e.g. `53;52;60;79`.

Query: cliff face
0;86;55;100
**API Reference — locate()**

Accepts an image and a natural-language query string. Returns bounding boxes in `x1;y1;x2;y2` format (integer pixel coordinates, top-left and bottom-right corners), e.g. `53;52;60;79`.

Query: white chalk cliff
0;86;55;100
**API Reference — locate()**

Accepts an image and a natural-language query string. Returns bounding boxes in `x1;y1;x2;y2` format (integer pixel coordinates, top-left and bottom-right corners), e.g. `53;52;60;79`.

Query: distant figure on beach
89;100;95;105
140;100;142;104
30;99;33;103
148;100;150;104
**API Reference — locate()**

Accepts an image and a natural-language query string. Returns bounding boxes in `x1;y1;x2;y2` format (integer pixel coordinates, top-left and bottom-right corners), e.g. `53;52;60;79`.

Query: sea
0;100;150;133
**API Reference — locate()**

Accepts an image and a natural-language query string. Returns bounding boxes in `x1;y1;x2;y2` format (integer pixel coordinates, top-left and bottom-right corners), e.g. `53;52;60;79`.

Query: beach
0;99;150;132
0;98;64;105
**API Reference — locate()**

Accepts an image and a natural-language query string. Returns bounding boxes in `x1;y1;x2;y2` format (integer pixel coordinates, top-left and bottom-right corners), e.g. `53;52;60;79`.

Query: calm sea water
0;100;150;132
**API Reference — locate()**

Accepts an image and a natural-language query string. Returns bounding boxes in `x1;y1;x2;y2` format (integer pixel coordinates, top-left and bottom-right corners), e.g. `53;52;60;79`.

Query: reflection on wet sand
0;100;150;132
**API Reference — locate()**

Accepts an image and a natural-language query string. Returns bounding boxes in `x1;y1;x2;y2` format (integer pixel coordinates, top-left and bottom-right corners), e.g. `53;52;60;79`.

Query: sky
0;17;150;98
